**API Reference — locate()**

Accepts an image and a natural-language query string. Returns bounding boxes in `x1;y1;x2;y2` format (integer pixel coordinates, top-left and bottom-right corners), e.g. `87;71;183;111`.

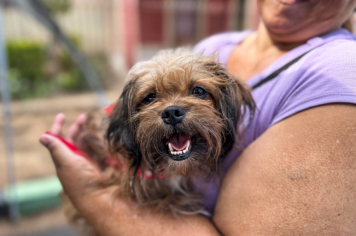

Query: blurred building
2;0;258;75
135;0;259;65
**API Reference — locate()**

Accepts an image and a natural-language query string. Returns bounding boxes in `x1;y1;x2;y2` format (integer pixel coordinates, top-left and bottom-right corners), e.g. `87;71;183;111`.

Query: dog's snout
162;106;186;126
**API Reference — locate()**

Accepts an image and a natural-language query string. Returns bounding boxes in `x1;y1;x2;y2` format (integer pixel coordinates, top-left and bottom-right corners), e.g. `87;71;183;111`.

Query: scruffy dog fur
62;49;255;236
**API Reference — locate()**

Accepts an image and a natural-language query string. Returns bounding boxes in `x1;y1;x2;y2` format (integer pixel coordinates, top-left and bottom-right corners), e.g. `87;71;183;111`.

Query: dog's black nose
162;106;186;126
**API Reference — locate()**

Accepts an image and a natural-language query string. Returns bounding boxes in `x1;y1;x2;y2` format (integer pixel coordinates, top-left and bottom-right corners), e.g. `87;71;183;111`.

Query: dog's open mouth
165;133;191;161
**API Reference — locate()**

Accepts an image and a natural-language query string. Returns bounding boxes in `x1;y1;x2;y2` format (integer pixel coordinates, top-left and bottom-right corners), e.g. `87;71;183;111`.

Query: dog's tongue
166;134;190;151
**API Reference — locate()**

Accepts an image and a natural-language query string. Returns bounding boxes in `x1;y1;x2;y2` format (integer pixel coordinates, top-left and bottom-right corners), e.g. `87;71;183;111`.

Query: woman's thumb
40;133;101;177
40;133;79;168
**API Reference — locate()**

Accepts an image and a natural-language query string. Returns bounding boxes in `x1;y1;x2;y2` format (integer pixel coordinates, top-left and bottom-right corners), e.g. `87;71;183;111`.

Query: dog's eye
143;93;156;105
192;87;207;99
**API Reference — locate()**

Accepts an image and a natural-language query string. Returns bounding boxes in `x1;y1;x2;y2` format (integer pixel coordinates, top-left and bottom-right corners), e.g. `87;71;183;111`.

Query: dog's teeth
168;143;174;153
168;141;191;155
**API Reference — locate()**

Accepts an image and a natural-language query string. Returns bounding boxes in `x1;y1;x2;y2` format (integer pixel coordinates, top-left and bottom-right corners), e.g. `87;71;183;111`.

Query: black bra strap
251;50;313;90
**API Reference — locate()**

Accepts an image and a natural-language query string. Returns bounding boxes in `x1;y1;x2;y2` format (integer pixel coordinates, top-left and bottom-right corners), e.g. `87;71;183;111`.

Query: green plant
7;40;48;99
42;0;71;14
7;40;45;80
59;35;82;70
56;69;84;91
56;34;88;91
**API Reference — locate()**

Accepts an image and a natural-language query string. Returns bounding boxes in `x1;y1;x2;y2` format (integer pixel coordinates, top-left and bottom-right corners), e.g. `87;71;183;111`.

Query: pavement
0;91;127;236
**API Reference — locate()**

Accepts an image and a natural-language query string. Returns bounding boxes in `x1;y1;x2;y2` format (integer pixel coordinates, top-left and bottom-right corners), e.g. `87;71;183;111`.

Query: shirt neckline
224;29;355;88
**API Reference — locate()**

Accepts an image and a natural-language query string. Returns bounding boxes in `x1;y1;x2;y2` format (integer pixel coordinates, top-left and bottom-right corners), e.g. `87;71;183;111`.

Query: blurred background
0;0;354;235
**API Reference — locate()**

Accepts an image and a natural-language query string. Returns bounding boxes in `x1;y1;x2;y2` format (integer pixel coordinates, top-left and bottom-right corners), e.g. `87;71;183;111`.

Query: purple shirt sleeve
271;39;356;126
193;31;253;66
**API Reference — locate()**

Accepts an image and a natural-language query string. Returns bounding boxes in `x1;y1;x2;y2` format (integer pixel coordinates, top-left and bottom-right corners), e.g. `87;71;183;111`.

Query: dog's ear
205;62;256;155
107;80;142;167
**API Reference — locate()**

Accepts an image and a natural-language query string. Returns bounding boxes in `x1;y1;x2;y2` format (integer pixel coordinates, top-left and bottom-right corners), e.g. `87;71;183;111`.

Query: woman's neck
254;22;306;54
227;22;306;82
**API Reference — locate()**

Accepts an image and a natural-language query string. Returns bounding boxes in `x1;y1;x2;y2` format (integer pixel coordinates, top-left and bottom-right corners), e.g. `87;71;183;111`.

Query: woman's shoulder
193;31;252;55
269;34;356;126
309;35;356;64
304;30;356;69
298;35;356;86
284;30;356;89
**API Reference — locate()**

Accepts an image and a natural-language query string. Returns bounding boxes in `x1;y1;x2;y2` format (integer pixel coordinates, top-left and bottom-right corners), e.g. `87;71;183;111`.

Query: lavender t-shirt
194;29;356;215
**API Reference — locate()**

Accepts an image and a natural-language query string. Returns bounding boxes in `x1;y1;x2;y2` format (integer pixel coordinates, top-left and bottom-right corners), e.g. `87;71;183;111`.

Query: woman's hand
39;114;107;213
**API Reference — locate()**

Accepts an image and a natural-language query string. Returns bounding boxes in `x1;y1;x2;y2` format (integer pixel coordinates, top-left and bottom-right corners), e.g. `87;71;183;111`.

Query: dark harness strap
251;50;313;90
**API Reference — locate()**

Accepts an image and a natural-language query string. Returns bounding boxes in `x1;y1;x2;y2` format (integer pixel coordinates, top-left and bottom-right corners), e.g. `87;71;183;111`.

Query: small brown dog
62;48;255;235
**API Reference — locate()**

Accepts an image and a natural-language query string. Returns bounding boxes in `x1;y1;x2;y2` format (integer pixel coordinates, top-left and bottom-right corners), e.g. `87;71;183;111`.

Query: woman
40;0;356;235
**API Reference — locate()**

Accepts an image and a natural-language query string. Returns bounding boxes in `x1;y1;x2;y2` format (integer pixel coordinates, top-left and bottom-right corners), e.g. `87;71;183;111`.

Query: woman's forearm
84;196;220;236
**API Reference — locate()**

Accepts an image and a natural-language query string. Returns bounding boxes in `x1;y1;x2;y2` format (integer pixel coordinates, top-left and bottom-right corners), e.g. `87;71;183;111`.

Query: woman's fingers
49;113;87;143
65;113;87;143
50;113;66;136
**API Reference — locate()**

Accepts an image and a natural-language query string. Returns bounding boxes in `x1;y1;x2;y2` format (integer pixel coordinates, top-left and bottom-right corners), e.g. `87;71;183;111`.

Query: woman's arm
41;104;356;235
214;104;356;235
80;196;219;236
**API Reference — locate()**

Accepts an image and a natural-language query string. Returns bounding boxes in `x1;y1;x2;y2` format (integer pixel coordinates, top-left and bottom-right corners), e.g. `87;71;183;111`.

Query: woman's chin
274;0;310;5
